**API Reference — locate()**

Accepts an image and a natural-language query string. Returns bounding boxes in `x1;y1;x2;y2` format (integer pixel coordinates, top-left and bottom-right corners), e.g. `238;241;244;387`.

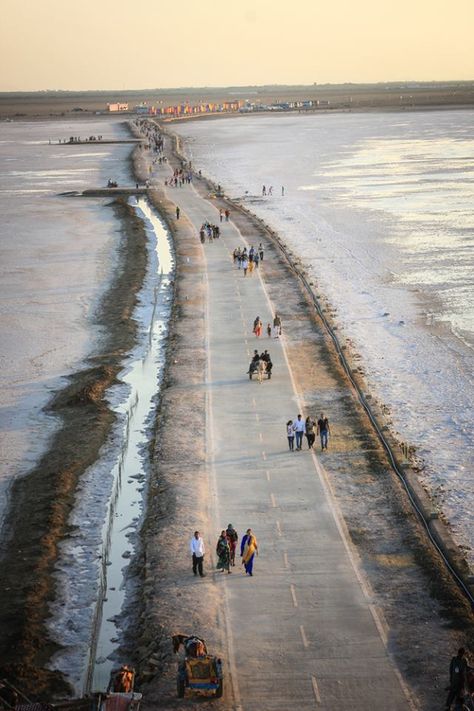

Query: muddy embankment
129;120;473;710
0;198;148;698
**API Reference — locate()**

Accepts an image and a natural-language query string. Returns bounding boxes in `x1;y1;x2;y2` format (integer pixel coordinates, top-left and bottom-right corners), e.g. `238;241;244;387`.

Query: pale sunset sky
1;0;473;90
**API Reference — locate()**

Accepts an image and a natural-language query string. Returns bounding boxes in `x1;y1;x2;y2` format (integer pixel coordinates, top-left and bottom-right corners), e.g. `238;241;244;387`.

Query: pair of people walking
216;524;238;574
286;412;331;451
217;526;258;576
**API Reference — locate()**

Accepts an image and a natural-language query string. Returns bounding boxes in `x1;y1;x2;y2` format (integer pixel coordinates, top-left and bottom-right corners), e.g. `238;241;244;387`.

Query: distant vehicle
72;107;85;112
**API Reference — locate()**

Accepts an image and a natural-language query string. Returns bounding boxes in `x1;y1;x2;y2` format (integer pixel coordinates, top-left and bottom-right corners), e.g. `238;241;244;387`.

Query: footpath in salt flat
163;178;412;710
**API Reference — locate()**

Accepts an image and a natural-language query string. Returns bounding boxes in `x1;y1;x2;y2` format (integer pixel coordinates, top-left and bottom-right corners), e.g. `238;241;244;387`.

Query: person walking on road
317;412;331;450
446;648;470;709
190;531;206;577
305;416;316;449
259;243;264;261
241;528;258;576
176;206;180;220
216;531;232;574
293;414;305;450
267;323;272;338
286;420;295;451
219;208;224;222
242;255;249;276
226;524;238;566
273;313;282;338
253;316;262;337
225;208;230;221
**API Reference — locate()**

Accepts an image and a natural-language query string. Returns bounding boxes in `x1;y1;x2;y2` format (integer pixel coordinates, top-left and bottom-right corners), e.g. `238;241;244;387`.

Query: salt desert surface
0;119;131;526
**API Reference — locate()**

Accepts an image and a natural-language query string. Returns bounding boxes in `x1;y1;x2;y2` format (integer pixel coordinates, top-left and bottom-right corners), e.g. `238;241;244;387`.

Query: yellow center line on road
265;469;270;481
252;398;256;408
259;432;263;441
255;413;260;423
283;551;289;568
290;584;298;608
311;676;322;705
262;451;267;461
299;625;309;649
276;520;282;536
270;493;277;508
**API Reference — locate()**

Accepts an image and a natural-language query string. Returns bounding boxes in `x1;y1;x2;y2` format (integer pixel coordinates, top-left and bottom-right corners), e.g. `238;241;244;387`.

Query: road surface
161;177;413;710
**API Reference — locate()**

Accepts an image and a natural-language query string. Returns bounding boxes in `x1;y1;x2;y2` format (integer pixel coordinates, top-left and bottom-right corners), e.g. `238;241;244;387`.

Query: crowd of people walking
232;243;264;275
190;526;258;578
286;412;331;452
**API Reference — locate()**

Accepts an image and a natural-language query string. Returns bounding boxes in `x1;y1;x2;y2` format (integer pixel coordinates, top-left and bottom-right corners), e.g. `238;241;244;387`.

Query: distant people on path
293;414;305;450
262;185;266;196
273;313;282;338
317;413;331;450
225;208;230;221
242;255;249;276
305;416;316;449
190;531;206;577
282;186;285;196
247;349;260;375
267;323;272;338
216;531;232;574
259;349;272;377
219;209;224;223
268;186;273;195
445;648;471;710
176;206;180;220
286;420;295;451
226;524;238;566
253;316;263;337
258;243;264;261
241;528;258;576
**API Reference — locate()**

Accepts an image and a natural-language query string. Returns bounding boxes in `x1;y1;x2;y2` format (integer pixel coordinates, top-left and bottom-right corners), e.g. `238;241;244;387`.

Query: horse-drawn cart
177;655;223;699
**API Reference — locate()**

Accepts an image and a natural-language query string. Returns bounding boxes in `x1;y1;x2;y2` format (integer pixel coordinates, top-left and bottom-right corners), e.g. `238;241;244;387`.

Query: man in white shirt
293;414;305;451
190;531;206;577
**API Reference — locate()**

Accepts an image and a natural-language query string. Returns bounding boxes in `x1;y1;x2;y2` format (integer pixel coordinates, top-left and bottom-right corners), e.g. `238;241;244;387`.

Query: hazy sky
1;0;473;91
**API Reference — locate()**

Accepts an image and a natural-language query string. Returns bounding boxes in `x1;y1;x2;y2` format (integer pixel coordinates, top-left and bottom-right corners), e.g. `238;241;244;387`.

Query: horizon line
1;78;474;95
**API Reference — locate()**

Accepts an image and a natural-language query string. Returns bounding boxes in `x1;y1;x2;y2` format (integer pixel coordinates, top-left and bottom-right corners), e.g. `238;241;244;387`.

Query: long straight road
163;177;413;710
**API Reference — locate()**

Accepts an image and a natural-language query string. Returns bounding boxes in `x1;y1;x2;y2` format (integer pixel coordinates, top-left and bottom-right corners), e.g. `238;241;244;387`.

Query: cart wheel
177;677;185;698
215;679;223;698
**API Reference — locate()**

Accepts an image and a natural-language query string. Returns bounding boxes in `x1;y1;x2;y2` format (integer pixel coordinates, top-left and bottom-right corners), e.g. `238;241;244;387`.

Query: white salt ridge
175;110;474;568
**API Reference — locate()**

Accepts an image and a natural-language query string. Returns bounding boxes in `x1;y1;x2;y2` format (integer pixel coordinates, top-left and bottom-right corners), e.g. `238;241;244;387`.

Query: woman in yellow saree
240;528;258;576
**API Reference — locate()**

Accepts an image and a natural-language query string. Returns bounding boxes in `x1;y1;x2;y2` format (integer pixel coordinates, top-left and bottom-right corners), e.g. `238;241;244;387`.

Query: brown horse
172;634;207;657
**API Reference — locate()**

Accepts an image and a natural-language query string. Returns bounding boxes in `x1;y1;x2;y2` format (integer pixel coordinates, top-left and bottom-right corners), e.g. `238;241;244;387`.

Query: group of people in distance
190;528;259;579
233;244;264;276
199;221;220;243
287;413;331;452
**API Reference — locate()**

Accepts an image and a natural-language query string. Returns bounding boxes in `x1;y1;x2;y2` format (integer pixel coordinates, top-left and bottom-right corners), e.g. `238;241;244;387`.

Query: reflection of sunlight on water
318;135;474;337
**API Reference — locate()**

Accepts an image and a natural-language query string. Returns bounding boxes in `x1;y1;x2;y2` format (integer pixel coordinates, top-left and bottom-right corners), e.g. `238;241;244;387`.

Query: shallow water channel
48;198;174;694
89;198;174;691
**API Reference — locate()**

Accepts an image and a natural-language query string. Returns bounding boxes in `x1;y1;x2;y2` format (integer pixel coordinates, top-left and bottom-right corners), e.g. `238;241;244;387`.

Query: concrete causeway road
163;179;413;710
